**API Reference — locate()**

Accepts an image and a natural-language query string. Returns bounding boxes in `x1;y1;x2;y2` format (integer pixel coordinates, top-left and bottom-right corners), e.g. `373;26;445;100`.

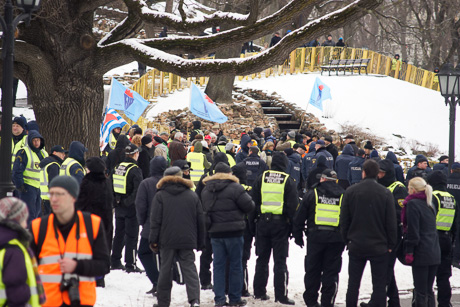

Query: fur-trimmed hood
157;175;195;190
0;221;31;247
202;173;240;193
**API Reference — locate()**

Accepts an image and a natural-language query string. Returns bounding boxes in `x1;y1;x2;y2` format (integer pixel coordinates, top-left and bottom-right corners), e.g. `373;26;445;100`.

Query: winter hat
125;144;141;154
231;163;247;183
287;131;296;138
225;143;235;151
253;127;263;137
164;166;182;177
284;148;294;156
318;169;337;180
378;160;391;172
172;160;191;171
26;120;39;132
324;135;333;143
86;157;106;174
13;116;27;129
218;135;228;143
263;128;272;137
249;146;259;154
427;170;447;188
153;136;163;144
133;128;143;136
344;134;354;140
316;139;325;146
305;131;312;138
439;155;449;162
299;145;307;151
357;149;365;156
50;145;68;154
370;150;379;158
0;197;28;225
452;162;460;170
214;162;232;174
49;175;80;199
204;135;212;140
141;135;153;145
364;141;373;150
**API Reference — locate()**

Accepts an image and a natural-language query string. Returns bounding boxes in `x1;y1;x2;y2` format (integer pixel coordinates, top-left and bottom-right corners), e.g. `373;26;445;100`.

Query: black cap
439;155;449;162
324;135;333;143
378;160;391;172
125;144;141;154
51;145;68;154
364;141;373;150
316;168;337;180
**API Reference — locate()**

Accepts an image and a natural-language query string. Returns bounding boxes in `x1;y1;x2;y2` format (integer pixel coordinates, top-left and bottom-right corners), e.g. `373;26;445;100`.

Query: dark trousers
138;237;160;286
111;207;139;267
436;234;453;307
253;219;290;301
199;233;213;286
157;249;200;307
19;184;41;224
412;265;437;307
42;200;52;216
386;249;400;307
338;179;350;190
303;240;345;307
242;223;253;294
346;252;389;307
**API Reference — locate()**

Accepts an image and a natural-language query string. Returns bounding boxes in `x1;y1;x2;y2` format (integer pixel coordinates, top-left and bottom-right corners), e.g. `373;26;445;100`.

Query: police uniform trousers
253;217;290;301
111;206;139;267
386;248;400;307
138;237;160;286
42;199;52;216
436;232;453;307
303;240;344;307
19;184;41;224
242;220;254;295
199;233;213;287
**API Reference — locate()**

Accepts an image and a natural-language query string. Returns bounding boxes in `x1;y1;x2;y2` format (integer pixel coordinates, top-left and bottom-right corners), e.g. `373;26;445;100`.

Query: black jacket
189;121;202;142
340;177;397;256
113;157;143;208
252;152;298;222
447;172;460;210
293;181;344;243
138;144;152;179
135;157;168;238
326;143;339;163
106;135;130;176
307;155;328;189
149;176;206;250
386;151;405;184
243;153;269;187
405;198;441;266
38;154;64;186
201;173;255;238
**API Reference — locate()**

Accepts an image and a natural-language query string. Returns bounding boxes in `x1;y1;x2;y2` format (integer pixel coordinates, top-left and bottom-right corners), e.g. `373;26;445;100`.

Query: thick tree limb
77;0;115;14
96;0;382;76
13;41;54;82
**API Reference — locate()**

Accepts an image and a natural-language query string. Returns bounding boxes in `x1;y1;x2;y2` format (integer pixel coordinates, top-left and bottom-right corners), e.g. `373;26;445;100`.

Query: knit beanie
85;157;106;174
164;166;183;177
13;116;27;129
225;143;234;151
214;162;232;174
0;197;29;225
364;141;373;150
49;176;80;199
142;135;153;145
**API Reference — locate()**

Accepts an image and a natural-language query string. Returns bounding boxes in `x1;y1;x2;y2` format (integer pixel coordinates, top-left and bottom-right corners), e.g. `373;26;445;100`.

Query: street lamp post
437;63;460;172
0;0;41;198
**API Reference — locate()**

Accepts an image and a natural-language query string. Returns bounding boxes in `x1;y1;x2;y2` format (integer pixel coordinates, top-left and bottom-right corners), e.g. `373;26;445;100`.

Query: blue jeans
211;236;244;304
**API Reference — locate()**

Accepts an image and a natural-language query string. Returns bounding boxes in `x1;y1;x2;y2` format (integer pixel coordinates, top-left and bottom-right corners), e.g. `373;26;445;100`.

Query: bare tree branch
77;0;114;14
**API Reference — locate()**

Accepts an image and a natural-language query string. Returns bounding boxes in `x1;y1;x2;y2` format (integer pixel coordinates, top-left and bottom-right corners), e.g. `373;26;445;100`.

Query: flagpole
298;100;311;133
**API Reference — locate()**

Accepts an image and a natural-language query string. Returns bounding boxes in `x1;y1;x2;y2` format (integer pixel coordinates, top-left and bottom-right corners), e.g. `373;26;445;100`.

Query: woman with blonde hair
402;177;440;307
260;141;275;169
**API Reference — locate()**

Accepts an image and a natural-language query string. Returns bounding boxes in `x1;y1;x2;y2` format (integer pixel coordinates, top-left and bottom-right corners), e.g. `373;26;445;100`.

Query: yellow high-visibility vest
260;170;289;215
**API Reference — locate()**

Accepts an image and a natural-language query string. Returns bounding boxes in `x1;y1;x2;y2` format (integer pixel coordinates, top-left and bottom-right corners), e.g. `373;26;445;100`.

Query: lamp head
15;0;41;13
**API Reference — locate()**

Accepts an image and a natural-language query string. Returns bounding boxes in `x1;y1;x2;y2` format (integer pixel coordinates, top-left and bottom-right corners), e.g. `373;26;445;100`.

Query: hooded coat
189;121;203;142
335;144;355;180
313;147;334;170
201;173;255;237
106;134;130;176
0;221;37;306
38;154;64;188
75;157;113;249
244;152;269;187
235;134;252;163
286;151;301;185
386;151;405;183
149;176;206;250
301;142;316;180
307;155;328;189
12;130;46;189
135;157;168;238
138;144;152;179
405;154;433;185
65;141;88;184
347;156;365;185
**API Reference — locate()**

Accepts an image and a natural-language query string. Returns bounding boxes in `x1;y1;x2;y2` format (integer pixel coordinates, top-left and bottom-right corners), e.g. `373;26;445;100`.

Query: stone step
277;120;301;125
271;114;293;119
262;107;283;112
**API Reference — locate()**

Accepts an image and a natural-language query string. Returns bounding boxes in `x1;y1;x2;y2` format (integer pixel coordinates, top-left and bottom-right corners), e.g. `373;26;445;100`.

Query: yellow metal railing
126;47;440;129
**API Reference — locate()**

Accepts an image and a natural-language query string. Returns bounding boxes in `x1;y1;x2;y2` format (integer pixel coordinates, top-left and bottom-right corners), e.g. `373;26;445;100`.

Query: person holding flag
100;108;128;154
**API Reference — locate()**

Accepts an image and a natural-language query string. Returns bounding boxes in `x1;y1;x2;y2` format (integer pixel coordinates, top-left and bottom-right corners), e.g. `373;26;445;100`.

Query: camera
60;277;80;306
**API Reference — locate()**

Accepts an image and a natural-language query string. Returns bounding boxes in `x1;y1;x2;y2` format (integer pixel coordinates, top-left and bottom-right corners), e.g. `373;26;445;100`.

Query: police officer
39;145;67;215
447;162;460;266
60;141;87;184
293;169;345;307
426;171;457;307
12;130;48;223
347;149;366;185
252;152;298;305
243;146;268;187
111;144;143;273
11;116;28;168
104;124;122;154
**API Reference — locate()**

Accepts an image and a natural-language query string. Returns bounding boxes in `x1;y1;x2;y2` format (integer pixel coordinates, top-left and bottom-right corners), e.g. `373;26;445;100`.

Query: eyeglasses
49;192;67;198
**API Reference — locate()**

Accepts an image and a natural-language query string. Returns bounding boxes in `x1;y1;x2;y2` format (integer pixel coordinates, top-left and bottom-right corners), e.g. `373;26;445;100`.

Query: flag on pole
308;77;332;111
108;78;150;122
189;83;228;123
99;108;128;151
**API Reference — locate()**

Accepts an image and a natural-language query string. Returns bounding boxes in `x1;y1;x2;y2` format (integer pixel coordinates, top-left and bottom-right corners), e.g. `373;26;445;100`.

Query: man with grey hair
169;131;187;165
150;166;206;307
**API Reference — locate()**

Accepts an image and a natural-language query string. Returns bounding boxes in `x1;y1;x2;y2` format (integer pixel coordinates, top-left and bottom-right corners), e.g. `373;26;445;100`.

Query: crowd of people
2;115;460;307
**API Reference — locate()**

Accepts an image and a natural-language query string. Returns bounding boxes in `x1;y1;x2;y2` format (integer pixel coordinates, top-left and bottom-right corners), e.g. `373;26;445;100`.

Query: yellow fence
126;47;440;130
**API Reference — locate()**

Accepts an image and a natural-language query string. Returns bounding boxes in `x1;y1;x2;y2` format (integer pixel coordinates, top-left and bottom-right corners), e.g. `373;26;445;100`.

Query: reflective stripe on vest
433;190;456;231
23;146;48;188
40;161;60;200
0;238;41;307
113;162;138;194
314;189;343;227
187;152;205;181
109;133;117;150
260;170;289;215
226;154;236;168
217;145;226;153
60;158;86;177
388;181;405;193
31;211;100;307
11;135;27;169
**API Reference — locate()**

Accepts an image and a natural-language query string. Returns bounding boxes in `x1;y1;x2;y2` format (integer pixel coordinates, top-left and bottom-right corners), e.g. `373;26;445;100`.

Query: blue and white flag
308;77;332;111
99;108;128;151
189;83;228;123
108;78;150;122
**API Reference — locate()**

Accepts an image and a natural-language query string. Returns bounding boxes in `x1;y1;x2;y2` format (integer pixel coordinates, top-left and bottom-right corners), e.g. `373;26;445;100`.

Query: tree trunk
205;45;241;104
28;74;104;157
